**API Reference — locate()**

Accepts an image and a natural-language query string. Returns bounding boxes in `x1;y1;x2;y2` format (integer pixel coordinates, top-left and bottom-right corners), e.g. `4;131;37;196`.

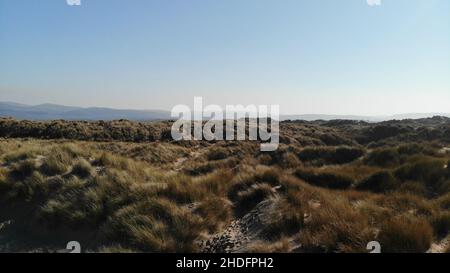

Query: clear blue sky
1;0;449;115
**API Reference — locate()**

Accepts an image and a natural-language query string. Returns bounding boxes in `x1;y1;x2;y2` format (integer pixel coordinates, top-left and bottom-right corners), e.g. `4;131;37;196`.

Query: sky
0;0;449;115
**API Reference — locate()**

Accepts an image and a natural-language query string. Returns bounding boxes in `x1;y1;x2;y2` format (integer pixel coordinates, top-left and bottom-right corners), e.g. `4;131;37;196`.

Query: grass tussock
195;197;232;233
294;167;354;190
71;158;93;178
356;171;398;193
378;216;433;253
297;146;365;165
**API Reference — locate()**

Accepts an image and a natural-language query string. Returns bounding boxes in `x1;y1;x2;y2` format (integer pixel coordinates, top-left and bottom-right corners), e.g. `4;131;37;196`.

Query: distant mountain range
1;101;449;121
281;113;450;122
0;102;171;121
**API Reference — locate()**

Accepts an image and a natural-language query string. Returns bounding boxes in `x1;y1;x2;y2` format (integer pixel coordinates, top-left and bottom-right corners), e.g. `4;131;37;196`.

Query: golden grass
378;216;433;253
0;129;448;253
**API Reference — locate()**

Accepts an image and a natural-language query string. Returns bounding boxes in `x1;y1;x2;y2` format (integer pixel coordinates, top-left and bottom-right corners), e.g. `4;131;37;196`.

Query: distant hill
0;102;171;121
1;101;449;121
280;113;450;122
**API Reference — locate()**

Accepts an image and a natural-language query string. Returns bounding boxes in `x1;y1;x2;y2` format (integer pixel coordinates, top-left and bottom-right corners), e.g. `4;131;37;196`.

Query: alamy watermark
66;0;81;6
367;0;382;6
171;97;280;151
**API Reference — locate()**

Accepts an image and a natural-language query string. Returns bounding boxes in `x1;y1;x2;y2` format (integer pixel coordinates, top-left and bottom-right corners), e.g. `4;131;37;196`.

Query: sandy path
427;235;450;253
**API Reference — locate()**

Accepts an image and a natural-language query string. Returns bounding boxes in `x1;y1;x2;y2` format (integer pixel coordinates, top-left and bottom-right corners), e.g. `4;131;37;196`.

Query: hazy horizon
1;0;449;116
2;100;450;121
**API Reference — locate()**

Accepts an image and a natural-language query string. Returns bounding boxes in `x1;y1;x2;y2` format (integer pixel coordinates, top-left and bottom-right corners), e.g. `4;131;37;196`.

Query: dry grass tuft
378;216;433;253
